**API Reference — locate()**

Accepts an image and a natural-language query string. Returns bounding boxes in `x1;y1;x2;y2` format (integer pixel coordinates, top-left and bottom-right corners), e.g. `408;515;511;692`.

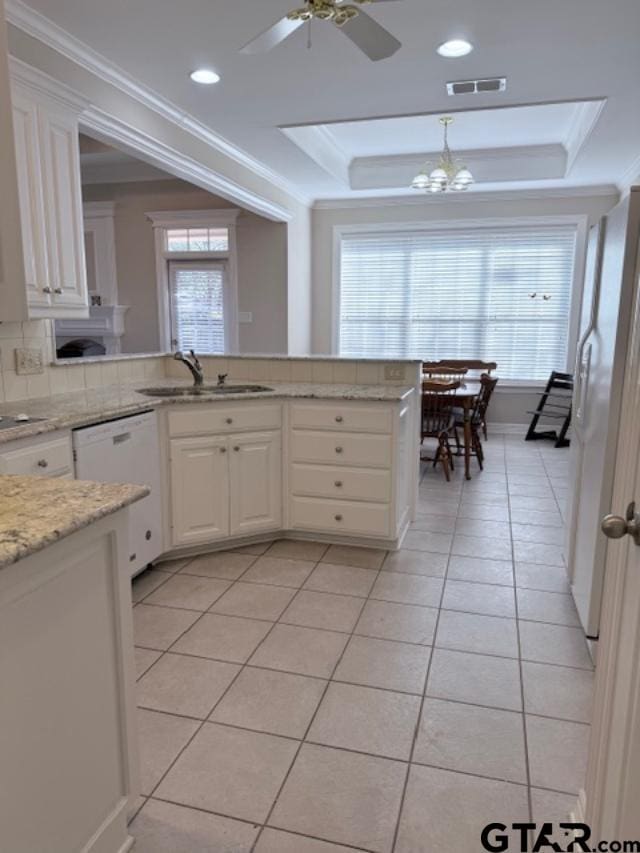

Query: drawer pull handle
220;447;227;454
54;288;62;294
334;514;343;522
233;446;240;452
226;418;233;425
37;459;48;468
42;286;52;294
145;530;152;540
335;446;343;454
335;415;343;423
334;480;343;488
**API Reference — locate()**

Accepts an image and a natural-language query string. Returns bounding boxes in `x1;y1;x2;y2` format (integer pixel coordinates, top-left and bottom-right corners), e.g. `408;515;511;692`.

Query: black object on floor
525;370;573;448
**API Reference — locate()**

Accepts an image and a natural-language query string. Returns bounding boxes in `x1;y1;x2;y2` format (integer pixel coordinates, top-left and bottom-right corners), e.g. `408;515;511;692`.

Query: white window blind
339;225;577;381
169;260;226;354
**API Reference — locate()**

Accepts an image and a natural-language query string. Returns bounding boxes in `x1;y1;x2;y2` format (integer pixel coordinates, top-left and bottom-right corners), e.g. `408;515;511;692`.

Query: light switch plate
15;347;44;375
384;364;406;381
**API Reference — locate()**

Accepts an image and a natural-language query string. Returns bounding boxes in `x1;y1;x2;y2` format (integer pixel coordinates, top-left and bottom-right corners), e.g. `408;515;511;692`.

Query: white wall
312;192;619;422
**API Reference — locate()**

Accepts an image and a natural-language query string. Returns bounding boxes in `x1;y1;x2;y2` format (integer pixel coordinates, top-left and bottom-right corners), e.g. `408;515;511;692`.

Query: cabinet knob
37;459;48;468
233;446;240;452
54;288;62;294
335;415;343;423
334;480;343;488
335;446;343;454
334;514;343;522
220;447;227;454
42;286;52;294
145;530;152;541
226;418;233;425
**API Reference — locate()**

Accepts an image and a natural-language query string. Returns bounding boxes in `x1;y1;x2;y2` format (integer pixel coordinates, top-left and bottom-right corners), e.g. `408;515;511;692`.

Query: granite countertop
0;379;415;444
0;475;149;569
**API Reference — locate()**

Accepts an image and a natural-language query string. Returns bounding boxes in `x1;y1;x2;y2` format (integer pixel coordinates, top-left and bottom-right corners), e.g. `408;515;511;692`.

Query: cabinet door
170;437;229;547
11;89;50;310
38;101;88;311
229;431;281;536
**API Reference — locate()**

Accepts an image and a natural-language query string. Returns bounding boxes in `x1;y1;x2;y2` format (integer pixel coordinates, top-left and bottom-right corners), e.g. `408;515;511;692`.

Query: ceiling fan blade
239;16;304;54
339;8;401;60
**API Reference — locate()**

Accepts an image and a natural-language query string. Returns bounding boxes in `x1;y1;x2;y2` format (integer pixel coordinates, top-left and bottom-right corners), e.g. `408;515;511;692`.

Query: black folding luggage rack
525;371;573;448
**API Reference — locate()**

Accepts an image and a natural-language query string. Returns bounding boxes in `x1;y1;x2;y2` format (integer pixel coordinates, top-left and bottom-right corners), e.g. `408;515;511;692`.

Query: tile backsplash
0;321;165;403
0;321;420;403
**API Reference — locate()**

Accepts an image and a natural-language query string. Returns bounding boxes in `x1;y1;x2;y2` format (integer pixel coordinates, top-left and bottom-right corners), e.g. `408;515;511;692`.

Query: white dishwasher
73;411;163;577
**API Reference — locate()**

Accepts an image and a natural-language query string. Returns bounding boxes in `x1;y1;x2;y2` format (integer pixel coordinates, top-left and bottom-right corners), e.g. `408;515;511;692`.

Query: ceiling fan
240;0;403;62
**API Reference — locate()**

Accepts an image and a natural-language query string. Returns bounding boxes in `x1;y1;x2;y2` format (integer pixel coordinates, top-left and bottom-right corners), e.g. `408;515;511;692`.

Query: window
338;224;577;381
166;226;229;253
169;261;226;353
147;209;239;353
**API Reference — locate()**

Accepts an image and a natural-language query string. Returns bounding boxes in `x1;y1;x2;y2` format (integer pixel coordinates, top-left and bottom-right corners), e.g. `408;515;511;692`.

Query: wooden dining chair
454;373;499;468
422;363;468;379
421;379;460;482
435;359;498;375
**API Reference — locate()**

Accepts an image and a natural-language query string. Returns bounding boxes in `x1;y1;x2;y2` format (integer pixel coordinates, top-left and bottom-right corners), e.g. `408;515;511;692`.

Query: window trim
147;209;240;352
331;214;589;385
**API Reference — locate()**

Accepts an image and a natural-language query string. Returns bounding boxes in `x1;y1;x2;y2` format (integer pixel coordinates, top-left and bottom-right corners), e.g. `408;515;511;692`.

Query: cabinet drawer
0;435;73;477
290;402;393;434
291;463;391;503
290;496;390;538
290;430;392;469
168;404;281;437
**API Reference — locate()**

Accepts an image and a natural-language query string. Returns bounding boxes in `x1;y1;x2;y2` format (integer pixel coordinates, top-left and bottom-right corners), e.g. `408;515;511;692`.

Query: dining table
422;375;482;480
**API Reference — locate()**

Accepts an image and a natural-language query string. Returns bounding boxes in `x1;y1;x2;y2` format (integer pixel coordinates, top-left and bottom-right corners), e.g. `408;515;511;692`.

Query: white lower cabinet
170;436;230;547
229;431;281;536
166;397;415;552
170;430;281;547
0;432;73;478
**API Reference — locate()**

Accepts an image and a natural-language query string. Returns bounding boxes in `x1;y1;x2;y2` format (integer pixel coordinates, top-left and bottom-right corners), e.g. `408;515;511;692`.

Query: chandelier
411;116;474;193
287;0;370;27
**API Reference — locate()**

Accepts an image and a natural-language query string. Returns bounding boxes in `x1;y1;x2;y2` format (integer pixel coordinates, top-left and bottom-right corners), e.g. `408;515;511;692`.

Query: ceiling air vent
447;77;507;96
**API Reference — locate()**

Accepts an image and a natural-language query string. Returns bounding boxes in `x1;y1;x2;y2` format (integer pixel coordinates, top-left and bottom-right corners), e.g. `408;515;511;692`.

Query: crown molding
564;99;607;174
5;0;310;208
9;54;89;112
618;152;640;195
313;185;620;210
81;106;294;222
146;208;241;228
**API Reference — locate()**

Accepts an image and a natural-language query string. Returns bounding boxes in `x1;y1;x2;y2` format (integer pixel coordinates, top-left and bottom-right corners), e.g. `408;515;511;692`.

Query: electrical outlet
15;347;44;375
384;364;406;381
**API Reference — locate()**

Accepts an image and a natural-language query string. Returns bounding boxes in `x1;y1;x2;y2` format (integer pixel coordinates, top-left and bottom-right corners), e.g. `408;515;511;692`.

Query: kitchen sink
138;385;274;397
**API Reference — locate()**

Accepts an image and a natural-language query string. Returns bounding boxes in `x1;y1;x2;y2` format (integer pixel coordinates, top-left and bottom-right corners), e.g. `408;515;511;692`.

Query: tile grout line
389;491;457;853
506;438;537;825
249;552;386;853
135;546;305;805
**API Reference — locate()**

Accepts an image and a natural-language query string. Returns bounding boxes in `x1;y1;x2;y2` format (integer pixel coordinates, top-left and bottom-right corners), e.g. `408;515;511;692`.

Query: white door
38;100;88;311
11;88;50;310
569;195;639;637
170;436;229;547
584;208;640;844
229;431;281;536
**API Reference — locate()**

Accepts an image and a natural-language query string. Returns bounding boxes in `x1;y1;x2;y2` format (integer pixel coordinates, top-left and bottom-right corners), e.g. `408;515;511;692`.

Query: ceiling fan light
429;184;444;193
429;167;447;182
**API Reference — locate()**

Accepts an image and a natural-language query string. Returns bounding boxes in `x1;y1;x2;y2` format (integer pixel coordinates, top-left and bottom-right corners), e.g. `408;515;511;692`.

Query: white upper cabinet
0;0;28;320
9;72;89;318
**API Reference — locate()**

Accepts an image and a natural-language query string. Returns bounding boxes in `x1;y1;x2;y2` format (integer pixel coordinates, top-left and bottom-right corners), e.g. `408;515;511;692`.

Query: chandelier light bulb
410;115;474;194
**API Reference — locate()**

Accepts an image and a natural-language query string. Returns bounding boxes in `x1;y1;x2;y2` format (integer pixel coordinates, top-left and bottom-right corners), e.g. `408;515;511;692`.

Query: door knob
601;501;640;546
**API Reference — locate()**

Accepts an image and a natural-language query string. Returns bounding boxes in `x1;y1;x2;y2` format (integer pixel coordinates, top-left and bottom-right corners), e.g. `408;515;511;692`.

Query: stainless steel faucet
174;350;204;386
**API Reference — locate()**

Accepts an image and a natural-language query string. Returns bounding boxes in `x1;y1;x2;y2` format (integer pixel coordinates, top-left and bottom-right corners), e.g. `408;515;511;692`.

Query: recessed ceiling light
189;68;220;85
437;39;473;58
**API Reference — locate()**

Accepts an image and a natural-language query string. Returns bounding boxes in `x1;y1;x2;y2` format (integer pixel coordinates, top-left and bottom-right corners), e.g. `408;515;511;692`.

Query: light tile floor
130;435;593;853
